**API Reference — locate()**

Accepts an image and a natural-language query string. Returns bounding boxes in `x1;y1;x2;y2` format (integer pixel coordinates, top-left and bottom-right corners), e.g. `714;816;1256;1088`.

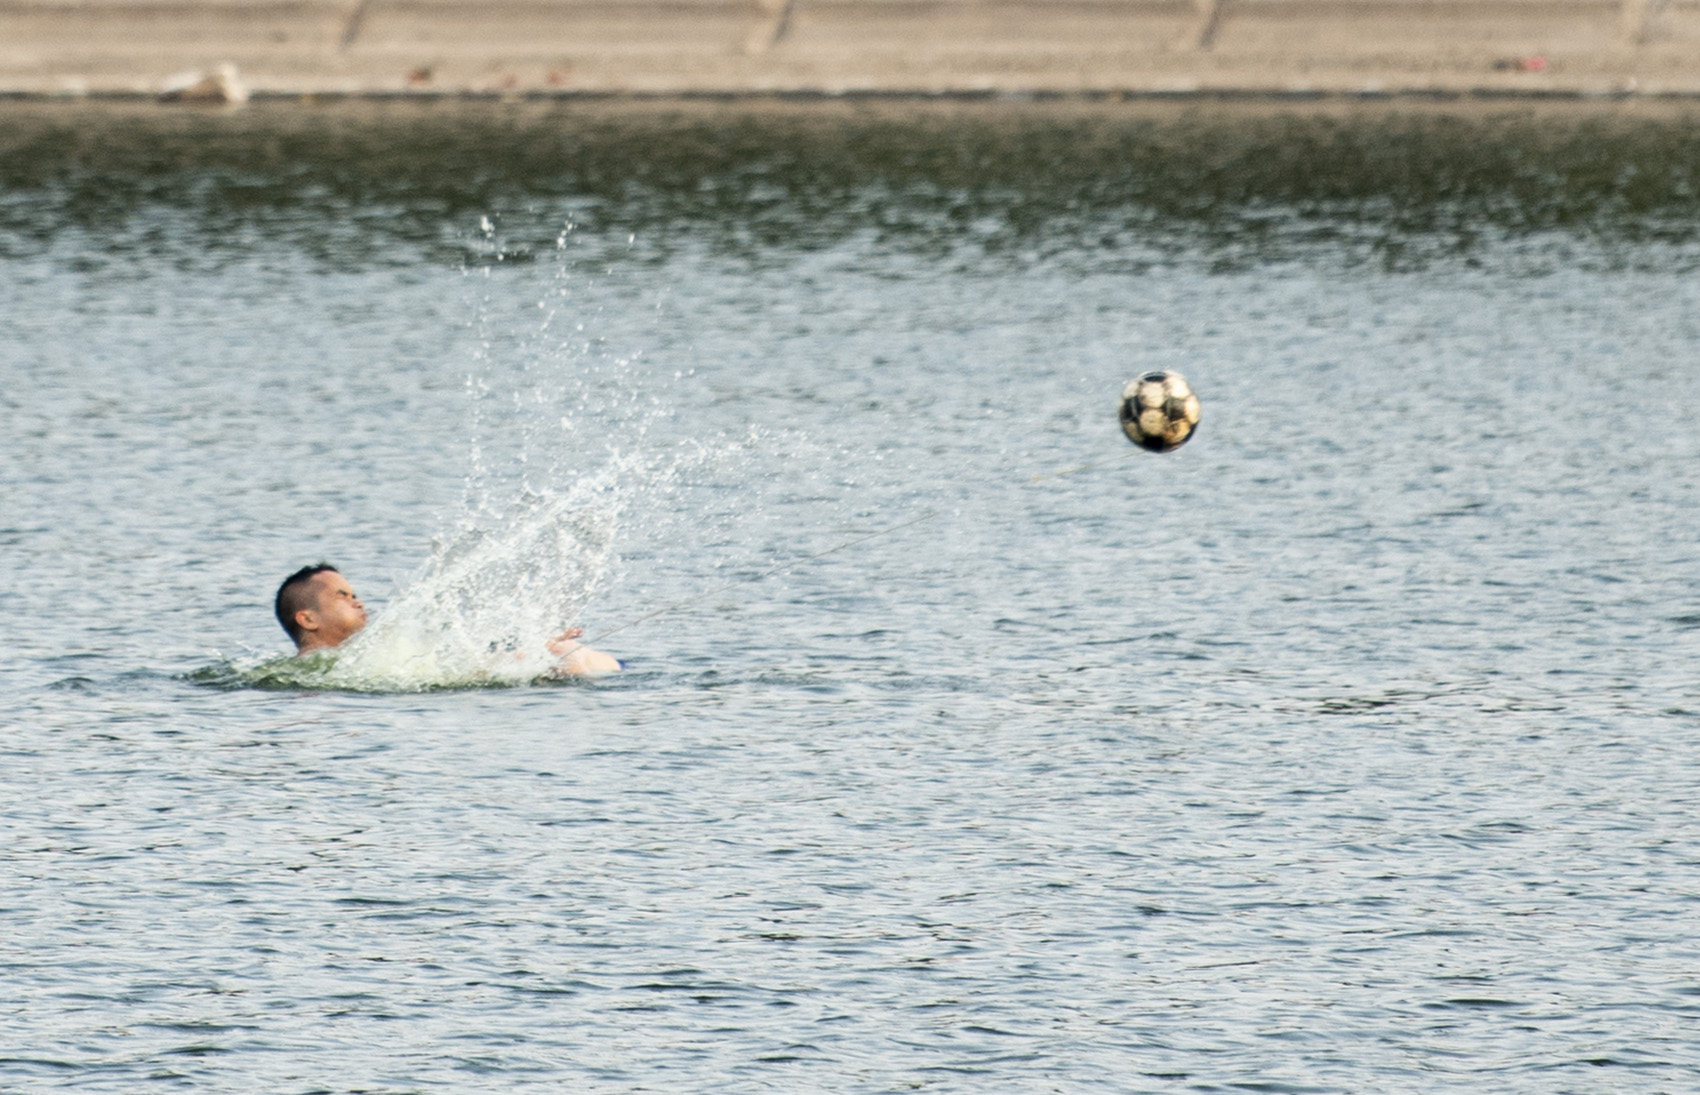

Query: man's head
275;563;367;654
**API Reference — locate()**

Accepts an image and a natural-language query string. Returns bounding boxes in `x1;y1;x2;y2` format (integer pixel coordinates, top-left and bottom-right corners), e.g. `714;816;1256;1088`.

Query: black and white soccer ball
1119;371;1201;452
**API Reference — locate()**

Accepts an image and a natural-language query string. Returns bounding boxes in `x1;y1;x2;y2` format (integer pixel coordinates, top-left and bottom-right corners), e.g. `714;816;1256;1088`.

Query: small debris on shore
158;63;248;104
1492;55;1549;72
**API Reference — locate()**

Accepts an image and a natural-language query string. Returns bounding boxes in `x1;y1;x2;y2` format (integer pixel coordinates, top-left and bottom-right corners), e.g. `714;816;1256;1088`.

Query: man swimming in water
275;564;367;655
274;563;620;675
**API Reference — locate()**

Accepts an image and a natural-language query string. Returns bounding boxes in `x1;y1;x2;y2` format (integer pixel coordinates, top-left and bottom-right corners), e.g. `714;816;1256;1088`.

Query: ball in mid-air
1119;371;1201;452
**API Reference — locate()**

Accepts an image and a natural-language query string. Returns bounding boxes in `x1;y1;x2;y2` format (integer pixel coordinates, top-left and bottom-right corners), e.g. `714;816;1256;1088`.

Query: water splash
194;460;626;692
295;222;646;690
331;461;624;689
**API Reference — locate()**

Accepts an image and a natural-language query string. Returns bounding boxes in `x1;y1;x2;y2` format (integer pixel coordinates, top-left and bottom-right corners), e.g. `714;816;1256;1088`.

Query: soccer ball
1119;371;1201;452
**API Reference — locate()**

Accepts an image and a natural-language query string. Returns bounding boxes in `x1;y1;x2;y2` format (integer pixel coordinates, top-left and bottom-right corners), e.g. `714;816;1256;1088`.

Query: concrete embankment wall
2;0;1698;97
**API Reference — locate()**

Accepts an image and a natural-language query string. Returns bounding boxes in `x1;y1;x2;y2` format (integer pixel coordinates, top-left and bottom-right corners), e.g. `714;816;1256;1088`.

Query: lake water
4;99;1700;1092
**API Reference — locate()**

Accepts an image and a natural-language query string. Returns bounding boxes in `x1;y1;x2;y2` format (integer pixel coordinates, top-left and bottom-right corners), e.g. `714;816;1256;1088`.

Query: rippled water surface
4;100;1700;1092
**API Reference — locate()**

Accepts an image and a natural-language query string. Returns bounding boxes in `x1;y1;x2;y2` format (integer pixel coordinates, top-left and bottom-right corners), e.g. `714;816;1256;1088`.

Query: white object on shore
158;63;248;105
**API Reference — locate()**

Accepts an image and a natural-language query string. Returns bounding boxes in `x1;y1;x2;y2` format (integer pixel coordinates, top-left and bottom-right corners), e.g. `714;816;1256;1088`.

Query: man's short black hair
276;563;339;644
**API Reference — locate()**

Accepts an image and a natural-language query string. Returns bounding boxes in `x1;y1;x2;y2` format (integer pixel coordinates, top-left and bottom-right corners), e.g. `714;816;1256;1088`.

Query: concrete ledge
3;0;1698;97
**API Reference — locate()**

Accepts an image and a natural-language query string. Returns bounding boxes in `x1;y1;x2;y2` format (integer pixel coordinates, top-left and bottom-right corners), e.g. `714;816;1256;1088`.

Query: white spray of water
321;459;627;690
217;442;718;693
293;216;655;690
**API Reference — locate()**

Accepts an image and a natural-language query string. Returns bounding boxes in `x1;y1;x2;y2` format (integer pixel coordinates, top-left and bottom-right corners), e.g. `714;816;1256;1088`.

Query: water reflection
3;99;1700;272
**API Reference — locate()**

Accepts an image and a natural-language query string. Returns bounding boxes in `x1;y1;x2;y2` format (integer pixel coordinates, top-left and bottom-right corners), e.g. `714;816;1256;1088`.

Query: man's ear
295;608;320;634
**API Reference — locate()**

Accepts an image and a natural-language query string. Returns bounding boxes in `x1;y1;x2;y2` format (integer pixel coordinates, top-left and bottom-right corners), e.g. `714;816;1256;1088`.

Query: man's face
299;570;368;650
